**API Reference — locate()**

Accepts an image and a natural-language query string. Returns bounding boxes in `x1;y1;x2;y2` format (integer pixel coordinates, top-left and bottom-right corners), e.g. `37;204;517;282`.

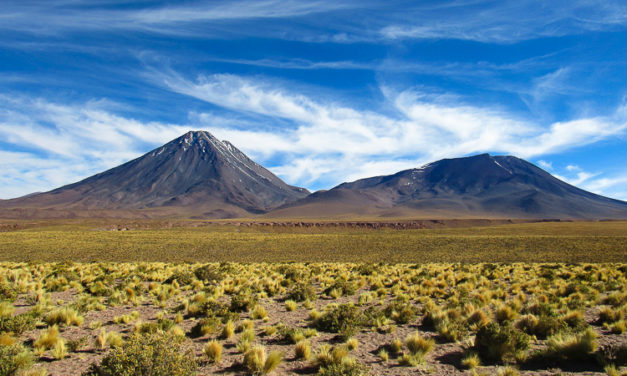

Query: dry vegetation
0;220;626;263
0;261;626;375
0;221;626;375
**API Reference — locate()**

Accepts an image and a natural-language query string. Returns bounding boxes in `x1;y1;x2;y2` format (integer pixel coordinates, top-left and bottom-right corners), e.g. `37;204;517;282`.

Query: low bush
323;279;357;297
0;344;33;376
0;312;37;335
317;359;370;376
189;317;222;338
288;282;317;302
383;301;416;324
314;304;362;340
193;265;224;283
84;332;196;376
230;291;258;312
474;322;530;363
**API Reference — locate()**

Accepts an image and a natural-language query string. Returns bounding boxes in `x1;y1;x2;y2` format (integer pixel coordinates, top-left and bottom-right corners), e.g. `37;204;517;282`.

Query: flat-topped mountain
0;131;308;218
270;154;627;219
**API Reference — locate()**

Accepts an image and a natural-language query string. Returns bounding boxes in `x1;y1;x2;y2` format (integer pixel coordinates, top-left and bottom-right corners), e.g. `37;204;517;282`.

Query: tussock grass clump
34;325;63;351
345;338;358;351
44;307;84;327
285;300;297;312
404;332;434;355
243;345;283;375
251;305;268;320
221;320;235;339
461;352;480;369
203;340;223;364
105;331;124;347
495;305;518;323
378;349;389;362
0;332;16;346
295;341;311;360
113;311;139;325
51;340;67;360
515;314;565;339
535;327;598;363
497;366;520;376
390;338;403;354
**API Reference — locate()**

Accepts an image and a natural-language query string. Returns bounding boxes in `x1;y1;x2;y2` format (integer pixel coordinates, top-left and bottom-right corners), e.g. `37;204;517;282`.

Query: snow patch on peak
493;158;513;175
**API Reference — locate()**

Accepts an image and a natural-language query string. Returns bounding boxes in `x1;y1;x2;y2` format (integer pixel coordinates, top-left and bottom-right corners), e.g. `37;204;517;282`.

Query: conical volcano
0;131;308;218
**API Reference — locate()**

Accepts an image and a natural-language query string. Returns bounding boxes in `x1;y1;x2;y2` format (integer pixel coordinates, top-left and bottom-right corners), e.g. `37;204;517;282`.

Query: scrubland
0;221;626;375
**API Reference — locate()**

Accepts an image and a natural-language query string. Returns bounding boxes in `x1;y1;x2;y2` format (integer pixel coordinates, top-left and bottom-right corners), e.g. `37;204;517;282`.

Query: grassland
0;220;626;375
0;220;626;263
1;261;626;376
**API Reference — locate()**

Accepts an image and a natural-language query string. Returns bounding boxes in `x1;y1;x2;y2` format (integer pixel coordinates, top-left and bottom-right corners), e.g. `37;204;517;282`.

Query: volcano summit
0;131;308;218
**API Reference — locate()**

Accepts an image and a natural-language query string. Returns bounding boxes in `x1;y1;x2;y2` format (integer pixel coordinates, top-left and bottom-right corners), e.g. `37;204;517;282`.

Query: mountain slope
270;154;627;219
0;131;308;218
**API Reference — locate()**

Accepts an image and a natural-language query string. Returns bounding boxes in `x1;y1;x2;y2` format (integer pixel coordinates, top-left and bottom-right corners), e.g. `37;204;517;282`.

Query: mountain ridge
269;153;627;219
1;133;626;220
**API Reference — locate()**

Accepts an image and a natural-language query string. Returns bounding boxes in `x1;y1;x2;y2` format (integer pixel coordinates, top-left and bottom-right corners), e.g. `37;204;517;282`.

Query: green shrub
323;279;357;297
0;312;37;335
84;332;196;376
515;314;565;339
230;291;258;312
314;304;361;340
475;322;530;363
164;271;195;286
383;301;416;324
288;282;317;302
193;265;224;283
0;344;33;376
0;283;16;301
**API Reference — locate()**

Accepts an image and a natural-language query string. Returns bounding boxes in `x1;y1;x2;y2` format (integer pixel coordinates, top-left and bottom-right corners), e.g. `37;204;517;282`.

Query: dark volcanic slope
0;131;308;218
271;154;627;219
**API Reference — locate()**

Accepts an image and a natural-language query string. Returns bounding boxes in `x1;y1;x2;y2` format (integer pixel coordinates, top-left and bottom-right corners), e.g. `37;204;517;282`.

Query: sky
1;0;627;200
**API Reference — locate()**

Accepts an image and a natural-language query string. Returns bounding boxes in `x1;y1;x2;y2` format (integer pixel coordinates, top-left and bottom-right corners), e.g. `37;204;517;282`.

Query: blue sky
1;0;626;200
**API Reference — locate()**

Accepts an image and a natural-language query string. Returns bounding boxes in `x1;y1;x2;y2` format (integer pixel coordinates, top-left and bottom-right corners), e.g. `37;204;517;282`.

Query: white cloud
584;176;627;193
0;96;191;198
379;0;627;43
151;70;627;187
0;1;351;37
1;0;625;44
2;71;627;198
538;160;553;170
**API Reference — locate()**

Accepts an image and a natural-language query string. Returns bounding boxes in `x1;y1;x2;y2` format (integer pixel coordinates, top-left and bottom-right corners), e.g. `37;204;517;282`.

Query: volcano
0;131;308;218
270;153;627;219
